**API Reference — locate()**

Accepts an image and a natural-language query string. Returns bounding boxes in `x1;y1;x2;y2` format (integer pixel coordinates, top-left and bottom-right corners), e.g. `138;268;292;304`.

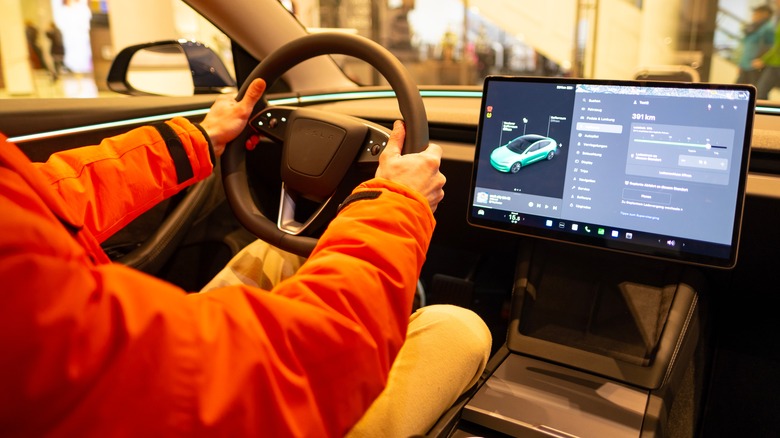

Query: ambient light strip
297;89;483;104
8;109;210;144
7;89;536;144
757;105;780;115
7;97;292;144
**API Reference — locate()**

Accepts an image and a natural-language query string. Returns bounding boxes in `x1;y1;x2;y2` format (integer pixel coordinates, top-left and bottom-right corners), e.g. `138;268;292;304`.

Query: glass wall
0;0;230;98
295;0;777;98
2;0;778;101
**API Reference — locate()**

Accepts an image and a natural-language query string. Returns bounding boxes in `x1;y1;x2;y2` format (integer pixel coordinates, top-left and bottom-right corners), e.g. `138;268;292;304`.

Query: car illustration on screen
489;134;559;173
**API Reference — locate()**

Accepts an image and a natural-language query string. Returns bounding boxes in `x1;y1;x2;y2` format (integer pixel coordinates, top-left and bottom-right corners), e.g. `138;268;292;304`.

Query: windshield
3;0;778;108
506;136;537;153
289;0;780;105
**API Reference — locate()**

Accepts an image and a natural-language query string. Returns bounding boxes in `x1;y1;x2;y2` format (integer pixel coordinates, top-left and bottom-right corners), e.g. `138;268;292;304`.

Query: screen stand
450;239;707;437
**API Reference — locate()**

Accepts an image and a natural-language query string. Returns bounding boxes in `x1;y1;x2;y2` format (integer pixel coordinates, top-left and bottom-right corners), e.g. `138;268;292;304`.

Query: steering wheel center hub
282;109;369;199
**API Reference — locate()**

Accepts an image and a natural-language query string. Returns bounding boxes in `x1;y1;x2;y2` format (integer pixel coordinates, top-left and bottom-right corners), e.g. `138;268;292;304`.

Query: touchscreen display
468;76;755;268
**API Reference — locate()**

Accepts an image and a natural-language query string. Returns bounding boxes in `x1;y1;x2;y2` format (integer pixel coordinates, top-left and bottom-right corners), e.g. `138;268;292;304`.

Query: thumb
382;120;405;158
239;78;266;108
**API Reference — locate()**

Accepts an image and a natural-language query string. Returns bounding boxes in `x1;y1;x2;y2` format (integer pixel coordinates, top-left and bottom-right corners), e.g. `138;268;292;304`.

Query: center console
453;240;705;437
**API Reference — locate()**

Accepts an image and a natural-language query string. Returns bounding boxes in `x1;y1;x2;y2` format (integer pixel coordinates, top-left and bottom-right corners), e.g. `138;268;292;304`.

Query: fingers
427;145;446;213
429;172;446;213
245;134;261;151
373;120;446;213
421;142;443;162
383;121;442;160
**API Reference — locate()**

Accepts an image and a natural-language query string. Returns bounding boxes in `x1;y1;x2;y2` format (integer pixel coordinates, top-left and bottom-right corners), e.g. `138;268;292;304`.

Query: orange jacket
0;118;434;437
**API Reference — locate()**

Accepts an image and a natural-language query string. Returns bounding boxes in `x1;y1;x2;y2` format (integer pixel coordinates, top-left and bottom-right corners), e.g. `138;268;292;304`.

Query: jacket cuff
193;122;217;167
350;178;435;223
166;117;214;181
337;190;382;212
151;122;195;184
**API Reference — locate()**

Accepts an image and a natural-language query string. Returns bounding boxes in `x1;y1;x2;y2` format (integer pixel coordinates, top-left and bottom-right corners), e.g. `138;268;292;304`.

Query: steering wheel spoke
354;123;392;165
277;183;334;236
249;106;295;142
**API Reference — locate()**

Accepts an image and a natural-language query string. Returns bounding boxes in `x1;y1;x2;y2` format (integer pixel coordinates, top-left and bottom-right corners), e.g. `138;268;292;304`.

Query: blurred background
0;0;775;99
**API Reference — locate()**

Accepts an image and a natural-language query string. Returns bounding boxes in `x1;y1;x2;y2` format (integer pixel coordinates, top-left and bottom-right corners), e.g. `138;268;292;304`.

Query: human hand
375;120;446;213
199;78;266;158
752;58;765;70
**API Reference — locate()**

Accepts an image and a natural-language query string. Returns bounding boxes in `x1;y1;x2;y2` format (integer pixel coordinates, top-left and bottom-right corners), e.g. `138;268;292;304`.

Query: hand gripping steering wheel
222;32;428;257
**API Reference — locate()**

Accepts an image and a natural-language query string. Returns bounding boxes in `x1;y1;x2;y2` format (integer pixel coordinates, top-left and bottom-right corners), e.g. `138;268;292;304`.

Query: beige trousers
201;240;492;437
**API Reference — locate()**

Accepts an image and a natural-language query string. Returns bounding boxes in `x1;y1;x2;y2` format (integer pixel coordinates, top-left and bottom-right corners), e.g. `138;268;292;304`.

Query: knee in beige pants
347;304;492;437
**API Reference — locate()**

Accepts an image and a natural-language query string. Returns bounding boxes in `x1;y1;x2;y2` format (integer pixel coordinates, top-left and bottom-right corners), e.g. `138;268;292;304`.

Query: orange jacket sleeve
31;117;214;242
0;130;434;437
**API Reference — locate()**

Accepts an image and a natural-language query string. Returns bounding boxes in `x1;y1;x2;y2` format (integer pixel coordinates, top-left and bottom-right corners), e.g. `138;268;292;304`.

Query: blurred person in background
46;22;66;80
52;0;93;75
737;5;774;86
753;1;780;99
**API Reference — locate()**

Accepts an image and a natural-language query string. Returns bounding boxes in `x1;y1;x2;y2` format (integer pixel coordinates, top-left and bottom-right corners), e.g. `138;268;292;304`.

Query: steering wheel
222;32;429;257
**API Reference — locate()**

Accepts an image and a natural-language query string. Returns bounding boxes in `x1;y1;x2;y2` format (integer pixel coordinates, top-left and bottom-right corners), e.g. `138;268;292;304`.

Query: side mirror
107;40;236;96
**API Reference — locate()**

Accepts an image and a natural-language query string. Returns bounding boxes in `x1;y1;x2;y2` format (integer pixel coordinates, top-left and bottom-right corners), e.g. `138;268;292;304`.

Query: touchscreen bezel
467;76;755;269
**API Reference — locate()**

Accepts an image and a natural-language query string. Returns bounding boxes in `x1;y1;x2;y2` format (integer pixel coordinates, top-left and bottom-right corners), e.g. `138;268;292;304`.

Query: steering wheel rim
222;32;428;257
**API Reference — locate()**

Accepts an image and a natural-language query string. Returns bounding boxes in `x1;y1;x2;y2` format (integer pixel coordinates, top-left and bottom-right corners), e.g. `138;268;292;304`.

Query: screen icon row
544;220;632;239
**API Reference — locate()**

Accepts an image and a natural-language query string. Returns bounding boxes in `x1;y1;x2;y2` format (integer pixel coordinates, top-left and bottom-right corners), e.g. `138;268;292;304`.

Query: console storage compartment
442;240;706;437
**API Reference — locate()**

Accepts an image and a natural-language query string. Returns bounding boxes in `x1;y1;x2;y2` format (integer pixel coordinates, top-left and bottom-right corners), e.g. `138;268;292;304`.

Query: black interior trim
118;175;217;275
